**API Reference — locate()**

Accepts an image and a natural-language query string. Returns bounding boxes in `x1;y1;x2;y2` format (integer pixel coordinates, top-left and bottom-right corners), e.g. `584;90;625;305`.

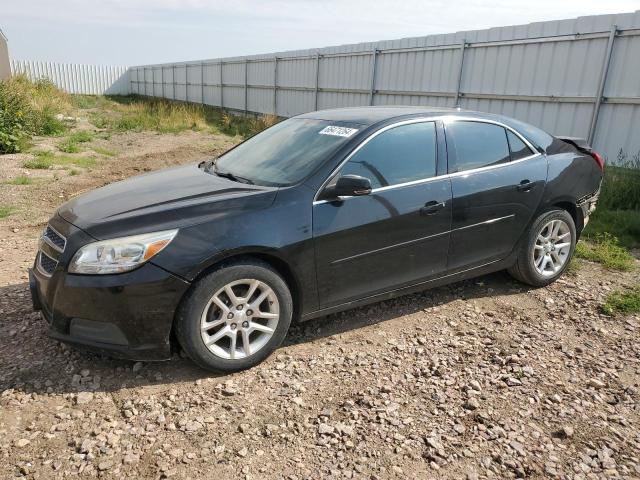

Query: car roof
296;106;460;126
296;106;555;151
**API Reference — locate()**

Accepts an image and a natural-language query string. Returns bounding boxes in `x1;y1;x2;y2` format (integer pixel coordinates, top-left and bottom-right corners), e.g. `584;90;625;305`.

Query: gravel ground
0;130;639;479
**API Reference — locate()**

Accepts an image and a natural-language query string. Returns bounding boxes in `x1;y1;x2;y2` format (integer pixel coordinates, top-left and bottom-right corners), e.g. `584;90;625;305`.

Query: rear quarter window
507;130;534;161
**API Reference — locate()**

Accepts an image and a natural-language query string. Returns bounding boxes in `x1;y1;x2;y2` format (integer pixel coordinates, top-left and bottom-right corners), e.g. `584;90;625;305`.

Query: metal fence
131;11;640;165
11;60;129;95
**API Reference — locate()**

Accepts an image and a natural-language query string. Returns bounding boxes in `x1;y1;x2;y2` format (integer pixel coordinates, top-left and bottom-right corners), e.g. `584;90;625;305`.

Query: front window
340;121;437;189
212;118;361;186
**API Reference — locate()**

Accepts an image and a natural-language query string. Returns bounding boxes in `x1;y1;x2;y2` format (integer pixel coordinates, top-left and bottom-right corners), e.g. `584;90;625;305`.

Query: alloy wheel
532;219;572;277
200;279;280;360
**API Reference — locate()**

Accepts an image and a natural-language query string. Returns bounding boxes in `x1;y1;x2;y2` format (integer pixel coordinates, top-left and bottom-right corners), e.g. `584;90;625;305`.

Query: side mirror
321;174;372;200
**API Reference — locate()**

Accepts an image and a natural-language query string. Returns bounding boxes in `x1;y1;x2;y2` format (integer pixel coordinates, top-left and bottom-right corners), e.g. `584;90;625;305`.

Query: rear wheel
175;260;293;372
508;209;576;287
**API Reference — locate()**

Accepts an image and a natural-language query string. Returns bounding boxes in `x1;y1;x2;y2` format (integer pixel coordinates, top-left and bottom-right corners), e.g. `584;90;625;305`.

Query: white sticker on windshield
319;126;359;137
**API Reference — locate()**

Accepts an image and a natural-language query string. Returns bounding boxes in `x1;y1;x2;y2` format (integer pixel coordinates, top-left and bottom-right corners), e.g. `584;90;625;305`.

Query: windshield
212;118;360;186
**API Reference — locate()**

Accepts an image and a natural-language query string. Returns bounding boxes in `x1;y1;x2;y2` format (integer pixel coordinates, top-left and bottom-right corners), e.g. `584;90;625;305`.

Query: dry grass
82;95;281;139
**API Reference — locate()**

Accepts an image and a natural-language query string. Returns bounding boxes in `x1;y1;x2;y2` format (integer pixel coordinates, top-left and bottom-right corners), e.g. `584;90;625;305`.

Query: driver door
312;120;452;308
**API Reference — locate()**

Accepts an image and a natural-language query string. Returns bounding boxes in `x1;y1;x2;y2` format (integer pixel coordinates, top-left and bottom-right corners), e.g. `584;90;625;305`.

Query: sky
2;0;639;66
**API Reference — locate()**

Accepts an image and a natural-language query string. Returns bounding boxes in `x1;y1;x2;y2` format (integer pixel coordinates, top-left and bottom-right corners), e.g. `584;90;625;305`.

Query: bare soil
0;126;639;479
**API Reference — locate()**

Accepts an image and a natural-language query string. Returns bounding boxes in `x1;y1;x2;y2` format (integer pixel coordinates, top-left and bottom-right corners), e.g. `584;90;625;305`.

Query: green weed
575;233;635;271
23;150;95;169
23;151;55;169
0;205;16;218
602;286;640;315
93;147;115;156
7;175;34;185
58;138;81;153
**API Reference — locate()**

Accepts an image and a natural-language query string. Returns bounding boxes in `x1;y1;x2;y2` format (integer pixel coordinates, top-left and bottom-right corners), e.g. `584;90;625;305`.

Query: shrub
602;286;640;316
584;209;640;249
0;75;71;153
23;151;55;169
58;138;81;153
598;165;640;211
68;130;93;143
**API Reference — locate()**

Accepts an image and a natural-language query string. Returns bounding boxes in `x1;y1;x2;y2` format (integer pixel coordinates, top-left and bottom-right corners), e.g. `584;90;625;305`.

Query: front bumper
30;216;191;361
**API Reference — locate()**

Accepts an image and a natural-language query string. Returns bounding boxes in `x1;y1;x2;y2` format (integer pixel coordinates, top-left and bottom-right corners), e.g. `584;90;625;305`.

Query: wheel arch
548;200;584;237
174;248;303;331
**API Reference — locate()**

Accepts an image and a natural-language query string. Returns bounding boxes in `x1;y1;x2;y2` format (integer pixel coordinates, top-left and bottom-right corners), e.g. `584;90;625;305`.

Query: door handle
517;180;534;192
420;200;445;215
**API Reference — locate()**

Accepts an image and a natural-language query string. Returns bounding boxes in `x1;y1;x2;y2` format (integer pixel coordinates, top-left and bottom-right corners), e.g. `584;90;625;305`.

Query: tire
175;259;293;372
507;209;576;287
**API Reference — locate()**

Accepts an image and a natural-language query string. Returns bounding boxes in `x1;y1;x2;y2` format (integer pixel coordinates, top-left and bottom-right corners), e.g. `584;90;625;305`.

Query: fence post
201;62;205;104
161;66;164;98
172;65;176;100
244;60;249;113
314;53;321;111
454;39;467;107
588;24;618;145
186;65;189;103
144;67;148;96
273;57;278;115
368;48;379;106
220;62;224;109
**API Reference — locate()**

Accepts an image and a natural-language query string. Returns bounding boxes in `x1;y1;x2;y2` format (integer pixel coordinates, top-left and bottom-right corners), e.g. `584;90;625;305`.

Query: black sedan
30;107;603;372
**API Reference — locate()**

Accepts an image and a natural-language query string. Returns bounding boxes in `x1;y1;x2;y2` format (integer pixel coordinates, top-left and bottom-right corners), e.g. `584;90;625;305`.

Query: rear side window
340;122;437;189
446;121;510;172
507;130;534;161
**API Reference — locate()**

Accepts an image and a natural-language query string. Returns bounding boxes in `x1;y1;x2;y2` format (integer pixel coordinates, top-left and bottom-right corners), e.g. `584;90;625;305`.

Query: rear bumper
30;262;191;361
577;182;601;229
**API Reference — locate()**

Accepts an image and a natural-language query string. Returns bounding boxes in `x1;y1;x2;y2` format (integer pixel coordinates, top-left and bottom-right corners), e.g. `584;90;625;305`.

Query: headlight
69;229;178;274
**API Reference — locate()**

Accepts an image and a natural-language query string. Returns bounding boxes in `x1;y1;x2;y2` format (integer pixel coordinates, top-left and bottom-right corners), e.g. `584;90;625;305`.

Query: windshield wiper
213;165;255;185
200;158;255;185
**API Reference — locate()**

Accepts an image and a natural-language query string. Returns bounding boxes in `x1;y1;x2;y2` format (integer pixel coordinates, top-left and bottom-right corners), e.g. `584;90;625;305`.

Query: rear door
313;120;452;308
445;120;546;271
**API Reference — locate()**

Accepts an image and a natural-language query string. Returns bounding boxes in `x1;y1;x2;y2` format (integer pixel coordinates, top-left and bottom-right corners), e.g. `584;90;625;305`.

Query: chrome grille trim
37;251;58;277
43;224;66;253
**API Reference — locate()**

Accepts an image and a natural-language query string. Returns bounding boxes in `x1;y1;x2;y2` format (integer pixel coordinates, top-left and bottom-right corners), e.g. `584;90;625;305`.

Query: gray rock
75;392;94;405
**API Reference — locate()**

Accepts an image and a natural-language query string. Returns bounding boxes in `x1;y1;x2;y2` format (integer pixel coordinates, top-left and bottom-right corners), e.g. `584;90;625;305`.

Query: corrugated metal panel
11;11;635;165
11;60;129;95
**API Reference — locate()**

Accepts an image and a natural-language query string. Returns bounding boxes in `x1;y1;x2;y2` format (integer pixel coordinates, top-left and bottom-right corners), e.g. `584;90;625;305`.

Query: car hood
58;163;278;239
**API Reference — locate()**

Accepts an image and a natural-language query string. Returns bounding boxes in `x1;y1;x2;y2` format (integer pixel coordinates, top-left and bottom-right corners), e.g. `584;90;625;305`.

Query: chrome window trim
312;115;542;205
313;117;440;204
440;115;538;155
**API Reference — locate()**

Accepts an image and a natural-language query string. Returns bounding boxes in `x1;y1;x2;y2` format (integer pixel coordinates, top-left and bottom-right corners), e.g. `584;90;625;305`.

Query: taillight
590;151;605;172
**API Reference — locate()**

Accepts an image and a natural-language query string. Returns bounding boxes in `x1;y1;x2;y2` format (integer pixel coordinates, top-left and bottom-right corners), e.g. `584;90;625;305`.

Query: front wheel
507;209;576;287
175;259;293;372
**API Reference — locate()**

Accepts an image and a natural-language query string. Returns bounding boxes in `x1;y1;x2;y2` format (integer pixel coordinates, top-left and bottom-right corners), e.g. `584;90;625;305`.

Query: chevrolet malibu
30;107;603;372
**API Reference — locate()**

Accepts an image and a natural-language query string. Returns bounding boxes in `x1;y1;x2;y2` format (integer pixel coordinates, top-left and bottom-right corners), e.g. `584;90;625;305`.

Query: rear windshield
214;118;360;186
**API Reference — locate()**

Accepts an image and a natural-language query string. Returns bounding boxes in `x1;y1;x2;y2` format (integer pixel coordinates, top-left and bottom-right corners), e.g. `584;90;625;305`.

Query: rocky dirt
1;128;639;479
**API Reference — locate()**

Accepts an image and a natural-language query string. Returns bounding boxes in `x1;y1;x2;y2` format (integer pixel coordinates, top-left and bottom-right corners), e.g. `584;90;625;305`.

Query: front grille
38;251;58;276
43;225;66;252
